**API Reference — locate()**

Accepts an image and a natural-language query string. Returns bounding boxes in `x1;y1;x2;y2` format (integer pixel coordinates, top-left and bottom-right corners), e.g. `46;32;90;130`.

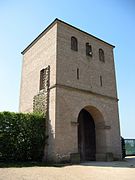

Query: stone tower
20;19;122;162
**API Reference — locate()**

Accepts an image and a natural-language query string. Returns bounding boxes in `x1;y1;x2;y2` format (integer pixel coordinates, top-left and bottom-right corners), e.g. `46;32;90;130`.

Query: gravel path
0;157;135;180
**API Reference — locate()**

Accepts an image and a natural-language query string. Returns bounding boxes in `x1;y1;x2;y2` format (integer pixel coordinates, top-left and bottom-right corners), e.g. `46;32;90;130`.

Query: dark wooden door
78;109;96;161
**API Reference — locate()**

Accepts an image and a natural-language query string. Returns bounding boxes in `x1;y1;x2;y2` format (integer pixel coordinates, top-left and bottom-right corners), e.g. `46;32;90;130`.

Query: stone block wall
19;23;57;112
33;66;50;115
33;90;46;114
20;19;122;162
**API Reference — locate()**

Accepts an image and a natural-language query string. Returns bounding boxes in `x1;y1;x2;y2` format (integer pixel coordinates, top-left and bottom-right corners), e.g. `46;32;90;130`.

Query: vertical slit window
100;75;103;87
77;68;79;80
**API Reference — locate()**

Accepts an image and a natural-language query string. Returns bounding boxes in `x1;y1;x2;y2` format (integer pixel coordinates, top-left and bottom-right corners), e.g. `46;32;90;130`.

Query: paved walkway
0;157;135;180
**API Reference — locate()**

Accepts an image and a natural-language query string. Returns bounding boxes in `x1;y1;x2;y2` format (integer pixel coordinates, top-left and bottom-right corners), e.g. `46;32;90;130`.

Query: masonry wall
19;24;58;161
55;21;121;161
19;24;57;112
19;20;121;162
56;21;118;98
55;87;121;160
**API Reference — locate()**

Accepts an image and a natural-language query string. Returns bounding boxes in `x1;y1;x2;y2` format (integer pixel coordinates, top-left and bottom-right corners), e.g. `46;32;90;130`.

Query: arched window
86;43;92;56
99;48;105;62
71;36;78;51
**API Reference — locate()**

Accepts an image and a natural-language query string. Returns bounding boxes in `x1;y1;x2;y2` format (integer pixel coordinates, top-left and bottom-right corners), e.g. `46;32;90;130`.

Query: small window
71;36;78;51
86;43;92;56
39;69;45;90
99;48;105;62
77;68;79;79
100;75;103;87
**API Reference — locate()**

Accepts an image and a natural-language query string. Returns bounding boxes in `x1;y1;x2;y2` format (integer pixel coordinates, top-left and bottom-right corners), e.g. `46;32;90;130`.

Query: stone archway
78;109;96;161
78;106;106;161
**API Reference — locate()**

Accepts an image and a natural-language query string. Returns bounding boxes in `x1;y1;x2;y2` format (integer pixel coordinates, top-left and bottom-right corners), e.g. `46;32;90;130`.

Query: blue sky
0;0;135;138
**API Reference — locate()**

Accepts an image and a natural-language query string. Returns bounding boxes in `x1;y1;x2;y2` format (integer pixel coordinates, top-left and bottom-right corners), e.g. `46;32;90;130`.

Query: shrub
0;112;46;162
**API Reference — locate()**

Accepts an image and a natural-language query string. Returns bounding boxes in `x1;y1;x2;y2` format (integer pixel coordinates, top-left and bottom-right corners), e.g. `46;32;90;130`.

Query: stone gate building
20;19;122;162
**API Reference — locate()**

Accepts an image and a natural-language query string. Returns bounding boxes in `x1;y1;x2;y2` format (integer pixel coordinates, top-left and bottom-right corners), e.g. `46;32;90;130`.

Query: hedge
0;111;46;162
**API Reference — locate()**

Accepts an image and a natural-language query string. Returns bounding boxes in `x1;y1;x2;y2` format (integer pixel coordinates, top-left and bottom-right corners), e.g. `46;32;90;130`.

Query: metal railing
125;139;135;156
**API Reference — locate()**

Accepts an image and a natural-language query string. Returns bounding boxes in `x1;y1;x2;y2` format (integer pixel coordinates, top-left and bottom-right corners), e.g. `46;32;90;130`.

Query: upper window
86;43;92;56
71;36;78;51
39;69;45;90
99;48;105;62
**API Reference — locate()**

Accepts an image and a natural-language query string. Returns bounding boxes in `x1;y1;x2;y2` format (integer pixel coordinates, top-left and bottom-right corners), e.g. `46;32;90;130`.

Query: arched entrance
78;109;96;161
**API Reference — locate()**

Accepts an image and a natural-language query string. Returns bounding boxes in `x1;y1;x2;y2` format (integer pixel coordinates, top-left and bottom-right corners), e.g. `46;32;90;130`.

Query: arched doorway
78;109;96;161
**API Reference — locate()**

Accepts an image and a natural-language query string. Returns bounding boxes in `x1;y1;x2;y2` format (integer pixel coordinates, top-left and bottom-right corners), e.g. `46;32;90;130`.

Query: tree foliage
0;111;45;162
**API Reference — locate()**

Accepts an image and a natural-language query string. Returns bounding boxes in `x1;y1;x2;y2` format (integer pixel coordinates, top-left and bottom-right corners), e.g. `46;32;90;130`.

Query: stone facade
19;19;122;162
33;66;50;115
